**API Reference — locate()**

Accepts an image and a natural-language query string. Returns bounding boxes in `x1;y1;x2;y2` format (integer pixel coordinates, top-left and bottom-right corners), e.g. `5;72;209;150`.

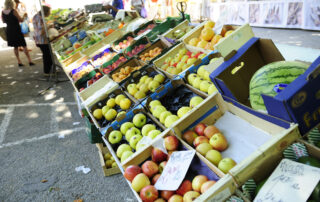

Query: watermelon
249;61;309;112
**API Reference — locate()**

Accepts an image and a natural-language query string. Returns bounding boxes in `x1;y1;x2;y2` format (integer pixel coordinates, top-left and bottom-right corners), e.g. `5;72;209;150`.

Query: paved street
0;27;319;202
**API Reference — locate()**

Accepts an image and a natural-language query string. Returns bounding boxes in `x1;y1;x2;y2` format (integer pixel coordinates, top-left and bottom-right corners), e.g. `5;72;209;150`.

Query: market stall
45;2;320;202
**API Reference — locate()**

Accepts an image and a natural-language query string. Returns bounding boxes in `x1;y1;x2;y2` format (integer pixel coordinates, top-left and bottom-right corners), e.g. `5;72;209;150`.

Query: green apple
165;56;172;64
93;109;103;120
144;77;153;85
141;124;156;136
129;134;142;149
190;96;204;108
193;77;204;89
197;65;206;77
200;81;213;93
102;105;111;115
120;122;134;134
133;113;147;128
161;64;169;71
115;94;126;105
148;80;160;92
147;130;162;139
159;111;172;124
166;66;175;74
177;106;192;118
205;149;222;166
187;58;197;66
120;98;131;110
181;55;189;63
104;153;111;160
179;48;188;55
218;158;237;174
117;111;126;118
176;62;184;70
116;144;132;158
108;130;122;144
128;87;139;96
187;73;198;85
182;63;189;70
152;105;167;119
112;162;117;168
104;109;117;121
208;85;217;95
196;142;213;156
203;70;210;81
134;91;146;100
139;83;149;93
106;98;116;108
149;100;162;111
140;75;149;83
164;115;179;128
154;74;165;84
136;81;143;89
125;127;141;142
121;150;134;162
131;173;150;192
171;67;182;75
127;83;137;91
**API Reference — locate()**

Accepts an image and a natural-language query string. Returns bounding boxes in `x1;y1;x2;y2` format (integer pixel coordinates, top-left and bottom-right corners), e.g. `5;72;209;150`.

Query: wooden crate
96;143;121;176
162;19;194;41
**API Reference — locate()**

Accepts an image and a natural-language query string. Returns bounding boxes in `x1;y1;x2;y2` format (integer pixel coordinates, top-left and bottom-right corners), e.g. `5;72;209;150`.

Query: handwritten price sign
154;150;196;190
254;159;320;202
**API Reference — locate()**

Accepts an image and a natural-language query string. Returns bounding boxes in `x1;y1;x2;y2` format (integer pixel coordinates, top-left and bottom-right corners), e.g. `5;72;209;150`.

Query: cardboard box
90;47;116;68
123;36;151;58
96;143;121;176
210;37;320;135
172;92;300;201
161;19;194;42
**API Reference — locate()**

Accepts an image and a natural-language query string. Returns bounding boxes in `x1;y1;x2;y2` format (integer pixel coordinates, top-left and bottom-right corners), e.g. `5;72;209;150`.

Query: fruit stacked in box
70;61;95;82
110;58;144;83
75;69;103;92
124;37;150;58
102;146;118;169
105;108;165;163
139;47;162;63
137;39;170;64
123;66;168;102
113;33;135;51
134;21;156;36
145;79;207;128
154;43;207;78
90;89;136;129
184;21;234;51
123;135;220;202
101;53;127;75
91;47;117;67
163;20;193;41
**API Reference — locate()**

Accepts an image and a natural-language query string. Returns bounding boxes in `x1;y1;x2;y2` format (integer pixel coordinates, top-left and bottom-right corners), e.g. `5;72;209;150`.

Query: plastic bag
20;20;29;34
141;6;147;18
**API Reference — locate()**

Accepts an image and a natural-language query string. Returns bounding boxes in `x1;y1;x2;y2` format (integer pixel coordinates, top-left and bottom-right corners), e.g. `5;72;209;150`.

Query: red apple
194;123;206;136
200;180;216;193
124;165;142;182
159;161;167;173
168;194;183;202
161;190;175;200
182;130;198;145
192;175;208;192
176;180;192;196
164;136;179;151
152;174;161;185
142;161;159;178
152;148;168;163
140;185;159;202
193;136;209;147
204;125;220;139
209;133;228;151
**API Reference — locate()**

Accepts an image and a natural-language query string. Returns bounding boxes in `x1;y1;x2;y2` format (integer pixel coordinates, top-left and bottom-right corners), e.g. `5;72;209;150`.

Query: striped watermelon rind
249;61;309;111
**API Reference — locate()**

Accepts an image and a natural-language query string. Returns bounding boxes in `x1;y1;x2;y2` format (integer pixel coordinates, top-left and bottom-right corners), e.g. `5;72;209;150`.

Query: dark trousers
37;44;53;74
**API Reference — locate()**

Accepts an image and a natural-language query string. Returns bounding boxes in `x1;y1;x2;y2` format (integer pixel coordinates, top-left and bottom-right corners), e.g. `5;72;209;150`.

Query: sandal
18;63;24;67
29;62;35;66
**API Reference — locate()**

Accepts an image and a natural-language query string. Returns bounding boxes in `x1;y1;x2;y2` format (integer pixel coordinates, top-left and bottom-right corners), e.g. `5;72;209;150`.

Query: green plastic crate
84;116;103;144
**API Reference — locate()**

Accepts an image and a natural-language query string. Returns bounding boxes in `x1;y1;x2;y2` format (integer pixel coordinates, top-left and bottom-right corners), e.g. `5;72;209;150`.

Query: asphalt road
0;27;319;202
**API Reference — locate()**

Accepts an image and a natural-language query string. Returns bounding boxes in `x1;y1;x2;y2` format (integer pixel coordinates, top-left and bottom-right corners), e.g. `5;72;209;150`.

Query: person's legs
38;44;52;74
14;47;23;65
22;46;34;65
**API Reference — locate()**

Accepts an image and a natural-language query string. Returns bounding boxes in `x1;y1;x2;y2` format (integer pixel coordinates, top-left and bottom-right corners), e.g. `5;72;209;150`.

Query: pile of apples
126;74;166;100
92;94;131;123
187;65;217;95
159;48;206;75
103;150;118;169
137;24;156;35
102;56;127;75
126;44;147;58
92;52;117;67
109;113;163;162
87;72;103;87
112;65;142;83
148;96;204;128
114;36;134;51
187;21;233;51
139;47;163;62
124;135;216;202
182;123;237;174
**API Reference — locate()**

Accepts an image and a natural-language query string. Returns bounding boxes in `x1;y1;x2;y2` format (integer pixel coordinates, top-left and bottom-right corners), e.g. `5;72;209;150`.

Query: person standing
102;0;124;17
14;0;30;52
32;5;53;76
1;0;34;67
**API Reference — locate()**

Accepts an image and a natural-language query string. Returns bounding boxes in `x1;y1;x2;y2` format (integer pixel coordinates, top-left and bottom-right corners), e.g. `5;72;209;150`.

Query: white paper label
254;159;320;202
152;137;168;154
154;150;196;190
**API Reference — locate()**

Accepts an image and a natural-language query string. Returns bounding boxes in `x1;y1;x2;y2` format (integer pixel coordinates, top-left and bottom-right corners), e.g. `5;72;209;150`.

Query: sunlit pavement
0;27;319;201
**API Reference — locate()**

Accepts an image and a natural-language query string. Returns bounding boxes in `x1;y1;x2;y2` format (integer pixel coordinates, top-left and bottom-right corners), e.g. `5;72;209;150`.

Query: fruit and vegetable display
102;56;127;75
103;150;118;169
111;65;142;83
167;26;193;40
182;123;237;174
186;21;233;51
125;71;166;101
92;51;117;67
136;24;156;36
71;62;94;82
249;61;309;112
159;48;206;75
114;36;135;51
126;44;147;58
107;112;163;163
78;72;103;92
139;47;163;62
124;135;219;202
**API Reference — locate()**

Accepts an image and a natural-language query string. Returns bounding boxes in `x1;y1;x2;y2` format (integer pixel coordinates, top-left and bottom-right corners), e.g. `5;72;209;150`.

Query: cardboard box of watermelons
210;36;320;135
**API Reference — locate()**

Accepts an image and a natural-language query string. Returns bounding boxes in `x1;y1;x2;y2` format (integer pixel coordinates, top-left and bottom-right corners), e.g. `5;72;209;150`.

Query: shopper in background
102;0;124;18
1;0;34;67
131;0;146;18
32;5;53;76
14;0;31;52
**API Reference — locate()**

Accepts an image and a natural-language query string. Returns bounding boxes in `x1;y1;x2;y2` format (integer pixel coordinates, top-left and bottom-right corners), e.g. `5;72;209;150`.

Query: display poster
304;0;320;30
287;2;303;27
249;3;261;25
261;2;285;27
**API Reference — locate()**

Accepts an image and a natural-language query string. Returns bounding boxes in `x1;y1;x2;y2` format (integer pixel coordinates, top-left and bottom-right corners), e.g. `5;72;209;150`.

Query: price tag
254;159;320;202
152;137;167;154
154;150;196;190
